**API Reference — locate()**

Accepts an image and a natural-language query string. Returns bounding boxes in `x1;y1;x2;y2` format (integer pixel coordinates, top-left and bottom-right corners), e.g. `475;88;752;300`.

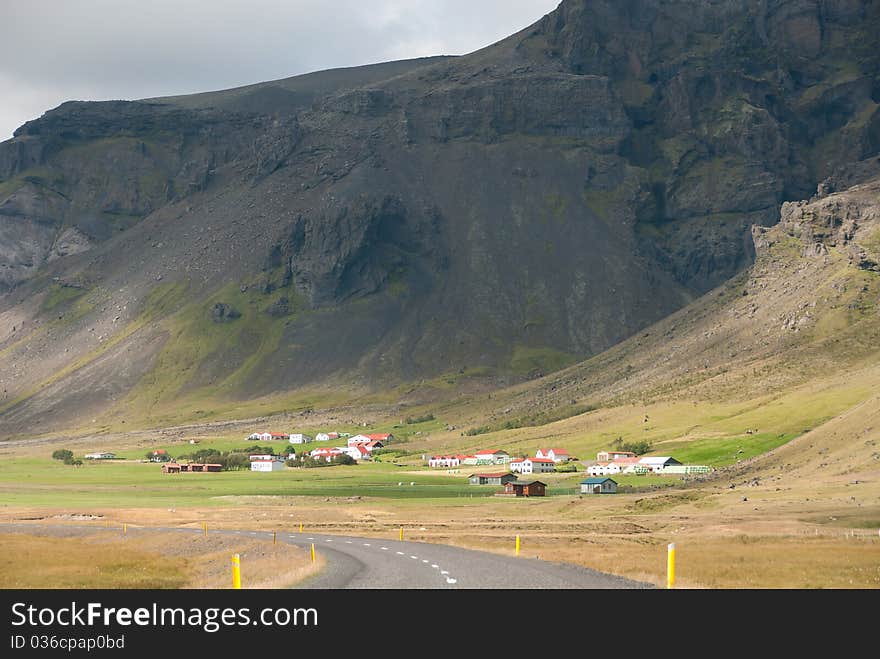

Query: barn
502;480;547;497
468;472;518;486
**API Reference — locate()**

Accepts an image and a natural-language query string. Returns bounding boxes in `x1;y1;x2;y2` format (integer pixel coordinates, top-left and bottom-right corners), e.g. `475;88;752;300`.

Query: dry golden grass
0;529;322;589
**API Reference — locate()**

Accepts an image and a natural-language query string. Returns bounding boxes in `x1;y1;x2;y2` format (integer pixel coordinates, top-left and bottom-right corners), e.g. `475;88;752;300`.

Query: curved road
0;524;650;589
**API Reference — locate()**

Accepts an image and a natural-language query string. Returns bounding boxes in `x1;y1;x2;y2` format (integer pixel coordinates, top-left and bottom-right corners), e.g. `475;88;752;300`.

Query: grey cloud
1;0;560;139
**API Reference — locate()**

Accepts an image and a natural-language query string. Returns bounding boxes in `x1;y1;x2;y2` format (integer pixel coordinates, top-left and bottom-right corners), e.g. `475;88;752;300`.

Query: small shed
580;477;618;494
502;480;547;497
469;472;517;486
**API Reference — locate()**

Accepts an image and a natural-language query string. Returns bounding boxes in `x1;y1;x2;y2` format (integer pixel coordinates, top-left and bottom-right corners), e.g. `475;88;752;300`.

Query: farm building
349;433;394;445
247;433;262;441
289;434;312;444
596;450;636;462
309;447;344;463
250;456;285;472
357;440;383;453
638;457;682;472
162;463;222;473
315;432;339;442
344;444;370;461
587;462;622;476
473;449;510;465
580;478;618;494
510;457;555;474
186;463;222;472
84;452;116;460
429;455;462;468
535;448;573;463
587;458;650;475
501;480;546;497
150;449;170;462
468;472;518;486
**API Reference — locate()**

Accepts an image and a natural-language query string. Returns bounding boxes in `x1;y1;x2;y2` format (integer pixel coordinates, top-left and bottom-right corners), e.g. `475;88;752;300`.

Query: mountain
0;0;878;437
444;170;880;439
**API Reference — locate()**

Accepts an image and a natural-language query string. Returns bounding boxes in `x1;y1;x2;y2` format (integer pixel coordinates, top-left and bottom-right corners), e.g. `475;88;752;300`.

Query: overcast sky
0;0;561;140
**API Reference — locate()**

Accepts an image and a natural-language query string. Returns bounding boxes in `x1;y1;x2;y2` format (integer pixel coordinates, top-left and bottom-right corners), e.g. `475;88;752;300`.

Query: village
426;447;711;496
136;427;712;498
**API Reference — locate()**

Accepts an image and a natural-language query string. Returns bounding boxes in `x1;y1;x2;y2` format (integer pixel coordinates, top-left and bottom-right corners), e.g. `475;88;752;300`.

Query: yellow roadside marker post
273;531;277;545
232;554;241;589
310;544;316;563
123;523;127;535
515;535;521;556
667;543;676;589
203;522;208;536
299;523;303;533
399;527;404;541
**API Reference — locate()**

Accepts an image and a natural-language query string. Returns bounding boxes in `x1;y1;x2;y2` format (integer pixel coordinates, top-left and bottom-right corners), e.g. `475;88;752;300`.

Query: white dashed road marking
431;565;439;569
441;570;449;575
422;560;429;563
396;551;405;555
381;547;388;551
363;543;371;547
446;578;457;585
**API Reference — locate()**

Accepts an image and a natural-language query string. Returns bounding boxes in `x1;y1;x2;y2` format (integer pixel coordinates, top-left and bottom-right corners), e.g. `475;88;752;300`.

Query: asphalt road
1;524;651;589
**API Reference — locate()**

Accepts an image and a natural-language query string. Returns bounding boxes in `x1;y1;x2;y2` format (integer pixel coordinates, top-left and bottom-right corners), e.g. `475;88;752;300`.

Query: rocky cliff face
533;0;880;291
0;0;878;433
767;162;880;270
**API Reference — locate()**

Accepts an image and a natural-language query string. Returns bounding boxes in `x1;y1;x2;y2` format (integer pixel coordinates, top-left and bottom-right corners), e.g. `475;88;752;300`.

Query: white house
309;447;344;463
460;455;479;466
536;448;572;463
257;432;273;442
315;432;340;442
247;433;262;441
587;462;623;477
428;455;462;468
250;455;285;472
84;452;116;460
510;457;555;475
638;457;682;473
344;444;370;461
289;434;312;444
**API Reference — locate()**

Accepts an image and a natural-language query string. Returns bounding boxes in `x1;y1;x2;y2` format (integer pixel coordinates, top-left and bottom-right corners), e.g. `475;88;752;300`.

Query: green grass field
0;458;519;507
